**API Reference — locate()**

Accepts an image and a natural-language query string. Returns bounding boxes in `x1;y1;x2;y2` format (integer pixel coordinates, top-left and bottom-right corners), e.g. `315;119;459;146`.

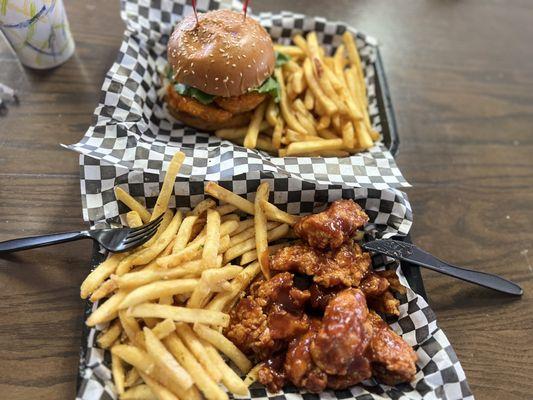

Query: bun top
168;9;275;97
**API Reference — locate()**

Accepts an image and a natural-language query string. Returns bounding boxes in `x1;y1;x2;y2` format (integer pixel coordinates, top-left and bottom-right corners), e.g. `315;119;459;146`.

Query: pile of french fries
216;31;380;157
81;151;300;400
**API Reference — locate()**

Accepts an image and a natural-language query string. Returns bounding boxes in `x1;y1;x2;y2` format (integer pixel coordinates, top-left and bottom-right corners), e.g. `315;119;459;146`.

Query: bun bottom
168;107;252;132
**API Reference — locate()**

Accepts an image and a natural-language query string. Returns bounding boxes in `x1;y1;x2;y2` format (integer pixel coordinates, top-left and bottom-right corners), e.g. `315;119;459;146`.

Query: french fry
303;58;337;115
292;69;305;94
96;320;122;349
292;34;308;54
124;368;141;388
175;322;223;383
119;309;143;347
317;128;337;140
272;119;283;150
215;204;238;216
201;344;249;396
128;303;230;327
285;138;344;156
111;345;126;395
239;243;289;266
151;318;177;340
201;266;242;290
274;44;305;58
186;281;212;309
193;323;252;374
260;200;300;225
158;225;232;269
274;68;307;134
205;182;254;215
283;60;301;74
220;213;240;223
111;345;155;375
223;224;289;263
189;219;237;247
293;100;317;135
164;332;229;400
188;198;217;217
143;327;193;390
114;259;204;289
158;240;204;268
115;187;151;223
256;135;277;154
304;88;314;110
231;219;254;235
244;363;263;387
89;278;117;302
316;115;331;130
141;209;174;250
254;182;270;278
355;118;374;149
138;371;181;400
284;129;321;143
131;211;182;266
342;120;356;149
173;215;198;253
121;384;156;400
86;291;127;326
81;253;126;299
333;44;346;76
151;151;185;220
215;122;270;141
119;279;198;309
126;211;144;228
206;262;261;312
243;100;268;149
229;221;279;247
202;209;221;270
265;98;279;127
342;31;364;83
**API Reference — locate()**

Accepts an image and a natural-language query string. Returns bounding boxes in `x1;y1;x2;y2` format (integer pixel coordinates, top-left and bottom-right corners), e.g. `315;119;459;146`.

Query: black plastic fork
0;214;164;254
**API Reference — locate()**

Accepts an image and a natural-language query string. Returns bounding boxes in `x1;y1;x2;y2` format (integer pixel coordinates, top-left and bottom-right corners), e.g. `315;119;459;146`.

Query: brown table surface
1;1;532;399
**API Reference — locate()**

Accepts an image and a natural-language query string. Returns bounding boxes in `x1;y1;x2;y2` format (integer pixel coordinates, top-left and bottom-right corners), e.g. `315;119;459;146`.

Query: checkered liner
66;0;409;190
76;152;472;400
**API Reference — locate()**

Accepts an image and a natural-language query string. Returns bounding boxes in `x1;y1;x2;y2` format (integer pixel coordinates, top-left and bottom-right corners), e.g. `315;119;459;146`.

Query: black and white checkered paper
74;0;472;399
67;0;409;190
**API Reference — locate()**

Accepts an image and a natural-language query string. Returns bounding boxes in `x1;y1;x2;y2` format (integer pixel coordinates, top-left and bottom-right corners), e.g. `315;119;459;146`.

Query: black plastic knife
362;239;523;296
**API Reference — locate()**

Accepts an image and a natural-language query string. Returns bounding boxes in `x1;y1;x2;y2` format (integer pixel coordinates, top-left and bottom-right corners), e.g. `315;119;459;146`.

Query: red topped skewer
191;0;199;25
243;0;250;20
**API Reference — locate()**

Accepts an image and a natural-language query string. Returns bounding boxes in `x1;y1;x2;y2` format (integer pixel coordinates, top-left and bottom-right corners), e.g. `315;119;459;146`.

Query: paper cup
0;0;75;69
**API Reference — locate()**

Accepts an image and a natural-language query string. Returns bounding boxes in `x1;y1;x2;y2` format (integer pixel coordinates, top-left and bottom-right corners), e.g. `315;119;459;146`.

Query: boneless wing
294;199;369;250
310;288;372;375
270;240;371;288
366;311;418;385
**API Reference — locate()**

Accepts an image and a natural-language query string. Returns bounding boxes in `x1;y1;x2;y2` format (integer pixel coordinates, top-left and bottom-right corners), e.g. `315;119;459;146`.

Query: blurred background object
0;0;74;69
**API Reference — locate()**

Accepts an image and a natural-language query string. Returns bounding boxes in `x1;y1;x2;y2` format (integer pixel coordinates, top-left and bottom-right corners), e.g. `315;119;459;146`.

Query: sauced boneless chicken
225;199;417;393
294;199;369;250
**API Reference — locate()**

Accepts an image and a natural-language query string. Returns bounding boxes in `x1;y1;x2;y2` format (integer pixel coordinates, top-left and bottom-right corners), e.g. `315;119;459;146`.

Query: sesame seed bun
168;9;275;98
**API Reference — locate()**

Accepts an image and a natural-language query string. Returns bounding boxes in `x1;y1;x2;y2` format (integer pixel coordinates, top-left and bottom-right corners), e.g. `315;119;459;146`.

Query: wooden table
1;1;532;399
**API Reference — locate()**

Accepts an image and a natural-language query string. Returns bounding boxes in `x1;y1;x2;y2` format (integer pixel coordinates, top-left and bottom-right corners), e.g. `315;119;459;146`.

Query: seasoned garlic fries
215;31;380;157
81;151;300;399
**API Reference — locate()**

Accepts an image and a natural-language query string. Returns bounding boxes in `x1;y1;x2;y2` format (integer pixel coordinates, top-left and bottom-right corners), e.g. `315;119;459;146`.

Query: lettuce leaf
174;83;216;105
275;51;291;67
255;76;281;103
